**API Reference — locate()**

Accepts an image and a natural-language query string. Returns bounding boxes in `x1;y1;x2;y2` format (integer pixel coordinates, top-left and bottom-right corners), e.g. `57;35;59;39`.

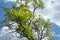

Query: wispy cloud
4;0;17;3
51;31;60;38
35;0;60;26
0;22;27;40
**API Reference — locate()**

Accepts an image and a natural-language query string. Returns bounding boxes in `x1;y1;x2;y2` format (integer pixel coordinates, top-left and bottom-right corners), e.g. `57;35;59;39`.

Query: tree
2;0;53;40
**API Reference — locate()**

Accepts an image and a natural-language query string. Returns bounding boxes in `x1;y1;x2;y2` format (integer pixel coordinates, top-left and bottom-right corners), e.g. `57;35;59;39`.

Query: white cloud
35;0;60;26
1;26;11;33
4;0;17;3
0;22;27;40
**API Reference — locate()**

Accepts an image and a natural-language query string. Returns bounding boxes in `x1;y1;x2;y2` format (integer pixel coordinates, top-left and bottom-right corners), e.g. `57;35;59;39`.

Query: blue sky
0;0;60;40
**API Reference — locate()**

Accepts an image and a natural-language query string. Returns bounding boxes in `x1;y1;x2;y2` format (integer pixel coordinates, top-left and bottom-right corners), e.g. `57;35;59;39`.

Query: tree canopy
1;0;53;40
